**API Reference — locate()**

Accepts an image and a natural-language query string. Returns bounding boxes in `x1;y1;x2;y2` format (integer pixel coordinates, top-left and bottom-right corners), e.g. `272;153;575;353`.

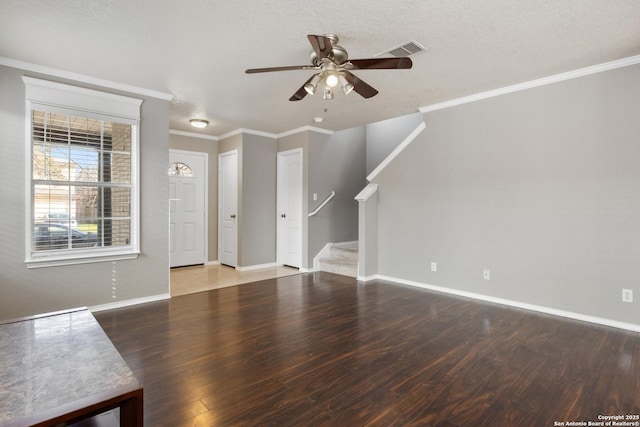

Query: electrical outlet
483;269;491;280
622;289;633;303
431;262;437;272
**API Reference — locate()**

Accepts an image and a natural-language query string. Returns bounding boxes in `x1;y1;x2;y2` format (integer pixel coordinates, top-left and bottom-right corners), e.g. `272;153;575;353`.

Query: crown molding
0;56;174;101
217;125;334;140
277;125;334;138
217;128;242;140
218;128;277;140
419;54;640;114
240;128;278;139
169;129;218;141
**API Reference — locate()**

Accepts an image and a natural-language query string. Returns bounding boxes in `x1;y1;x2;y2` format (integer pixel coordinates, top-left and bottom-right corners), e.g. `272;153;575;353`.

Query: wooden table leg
119;388;143;427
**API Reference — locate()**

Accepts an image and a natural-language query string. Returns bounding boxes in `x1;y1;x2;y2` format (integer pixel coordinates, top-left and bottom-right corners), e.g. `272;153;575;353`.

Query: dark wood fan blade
289;75;316;101
307;34;333;59
245;65;311;74
344;71;378;99
348;57;413;70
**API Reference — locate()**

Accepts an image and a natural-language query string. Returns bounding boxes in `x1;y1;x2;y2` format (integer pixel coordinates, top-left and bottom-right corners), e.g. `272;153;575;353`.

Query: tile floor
170;263;301;296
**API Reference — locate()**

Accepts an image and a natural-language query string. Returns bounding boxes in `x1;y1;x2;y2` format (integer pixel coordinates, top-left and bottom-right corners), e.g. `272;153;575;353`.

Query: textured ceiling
1;0;639;137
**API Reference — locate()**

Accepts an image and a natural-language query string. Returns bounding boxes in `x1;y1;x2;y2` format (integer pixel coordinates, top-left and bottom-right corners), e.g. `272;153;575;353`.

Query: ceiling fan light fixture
325;73;339;88
338;74;354;95
323;86;334;100
304;74;321;95
323;61;340;88
246;34;408;102
190;119;209;128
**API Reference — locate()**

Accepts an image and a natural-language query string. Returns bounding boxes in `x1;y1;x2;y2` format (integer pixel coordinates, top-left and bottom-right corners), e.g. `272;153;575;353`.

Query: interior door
219;150;238;267
277;149;302;268
169;150;206;267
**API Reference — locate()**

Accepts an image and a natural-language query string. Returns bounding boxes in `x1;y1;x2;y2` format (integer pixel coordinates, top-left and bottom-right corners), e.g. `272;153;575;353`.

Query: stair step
318;256;357;278
317;242;359;278
330;243;359;262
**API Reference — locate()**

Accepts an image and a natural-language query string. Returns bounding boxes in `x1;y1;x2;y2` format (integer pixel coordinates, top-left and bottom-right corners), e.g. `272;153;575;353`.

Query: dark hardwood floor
94;272;640;426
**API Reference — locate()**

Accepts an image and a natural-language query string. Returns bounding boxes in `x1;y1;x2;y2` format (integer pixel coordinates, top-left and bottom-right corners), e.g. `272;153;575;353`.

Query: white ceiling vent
375;40;427;58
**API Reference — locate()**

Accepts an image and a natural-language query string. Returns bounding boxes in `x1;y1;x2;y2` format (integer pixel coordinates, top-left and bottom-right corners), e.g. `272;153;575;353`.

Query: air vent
375;40;428;58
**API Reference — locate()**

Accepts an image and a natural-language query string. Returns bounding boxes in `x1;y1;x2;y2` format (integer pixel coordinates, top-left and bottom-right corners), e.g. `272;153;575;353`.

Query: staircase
318;242;358;278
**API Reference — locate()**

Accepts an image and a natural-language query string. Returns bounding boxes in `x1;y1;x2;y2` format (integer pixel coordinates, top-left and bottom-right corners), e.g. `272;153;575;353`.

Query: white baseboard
357;275;378;282
236;262;278;272
205;260;220;266
375;275;640;333
89;293;171;313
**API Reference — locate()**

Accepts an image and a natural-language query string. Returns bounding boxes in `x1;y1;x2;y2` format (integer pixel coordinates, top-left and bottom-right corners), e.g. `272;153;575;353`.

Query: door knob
281;213;286;218
230;214;236;218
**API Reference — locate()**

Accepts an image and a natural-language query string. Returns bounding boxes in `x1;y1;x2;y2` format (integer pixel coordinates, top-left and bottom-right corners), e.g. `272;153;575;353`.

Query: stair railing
308;191;335;217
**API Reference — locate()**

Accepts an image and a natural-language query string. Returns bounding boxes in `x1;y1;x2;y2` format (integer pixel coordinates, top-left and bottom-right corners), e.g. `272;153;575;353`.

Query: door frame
277;148;303;267
169;149;209;267
218;150;238;267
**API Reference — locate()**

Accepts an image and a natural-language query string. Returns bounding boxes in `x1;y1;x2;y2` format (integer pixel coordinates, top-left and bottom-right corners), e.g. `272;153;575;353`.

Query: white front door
277;149;302;268
169;150;206;268
219;150;238;267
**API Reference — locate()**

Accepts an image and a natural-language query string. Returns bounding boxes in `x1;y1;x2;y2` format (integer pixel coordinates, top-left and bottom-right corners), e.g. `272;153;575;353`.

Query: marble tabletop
0;308;140;425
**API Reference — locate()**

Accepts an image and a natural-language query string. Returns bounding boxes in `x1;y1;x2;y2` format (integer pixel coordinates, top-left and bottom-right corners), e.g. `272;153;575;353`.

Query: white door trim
169;149;208;267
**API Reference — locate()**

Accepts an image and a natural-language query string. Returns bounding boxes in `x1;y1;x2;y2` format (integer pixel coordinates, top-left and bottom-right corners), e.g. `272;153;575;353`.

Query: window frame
23;77;142;268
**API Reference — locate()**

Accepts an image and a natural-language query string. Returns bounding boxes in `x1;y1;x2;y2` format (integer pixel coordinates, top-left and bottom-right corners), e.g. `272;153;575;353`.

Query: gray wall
172;126;363;270
372;63;640;325
366;112;423;175
219;133;277;267
241;133;277;266
278;127;366;268
0;65;170;320
308;127;366;264
169;133;218;261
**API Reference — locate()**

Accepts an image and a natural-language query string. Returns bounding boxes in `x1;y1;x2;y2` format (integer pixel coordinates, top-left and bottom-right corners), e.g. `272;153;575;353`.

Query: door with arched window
169;150;206;267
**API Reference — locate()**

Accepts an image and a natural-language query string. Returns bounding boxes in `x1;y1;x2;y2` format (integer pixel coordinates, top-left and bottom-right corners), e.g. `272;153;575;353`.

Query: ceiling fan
245;34;412;101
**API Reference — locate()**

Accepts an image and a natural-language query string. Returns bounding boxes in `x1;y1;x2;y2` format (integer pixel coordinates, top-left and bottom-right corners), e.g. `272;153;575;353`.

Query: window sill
25;249;140;269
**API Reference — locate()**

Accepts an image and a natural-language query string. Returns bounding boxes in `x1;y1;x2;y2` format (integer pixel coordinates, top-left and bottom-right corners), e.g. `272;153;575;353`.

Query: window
168;162;193;177
24;77;142;267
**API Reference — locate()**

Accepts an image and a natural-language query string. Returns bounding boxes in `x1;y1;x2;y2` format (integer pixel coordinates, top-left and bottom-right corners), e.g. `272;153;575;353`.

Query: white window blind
23;77;142;267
